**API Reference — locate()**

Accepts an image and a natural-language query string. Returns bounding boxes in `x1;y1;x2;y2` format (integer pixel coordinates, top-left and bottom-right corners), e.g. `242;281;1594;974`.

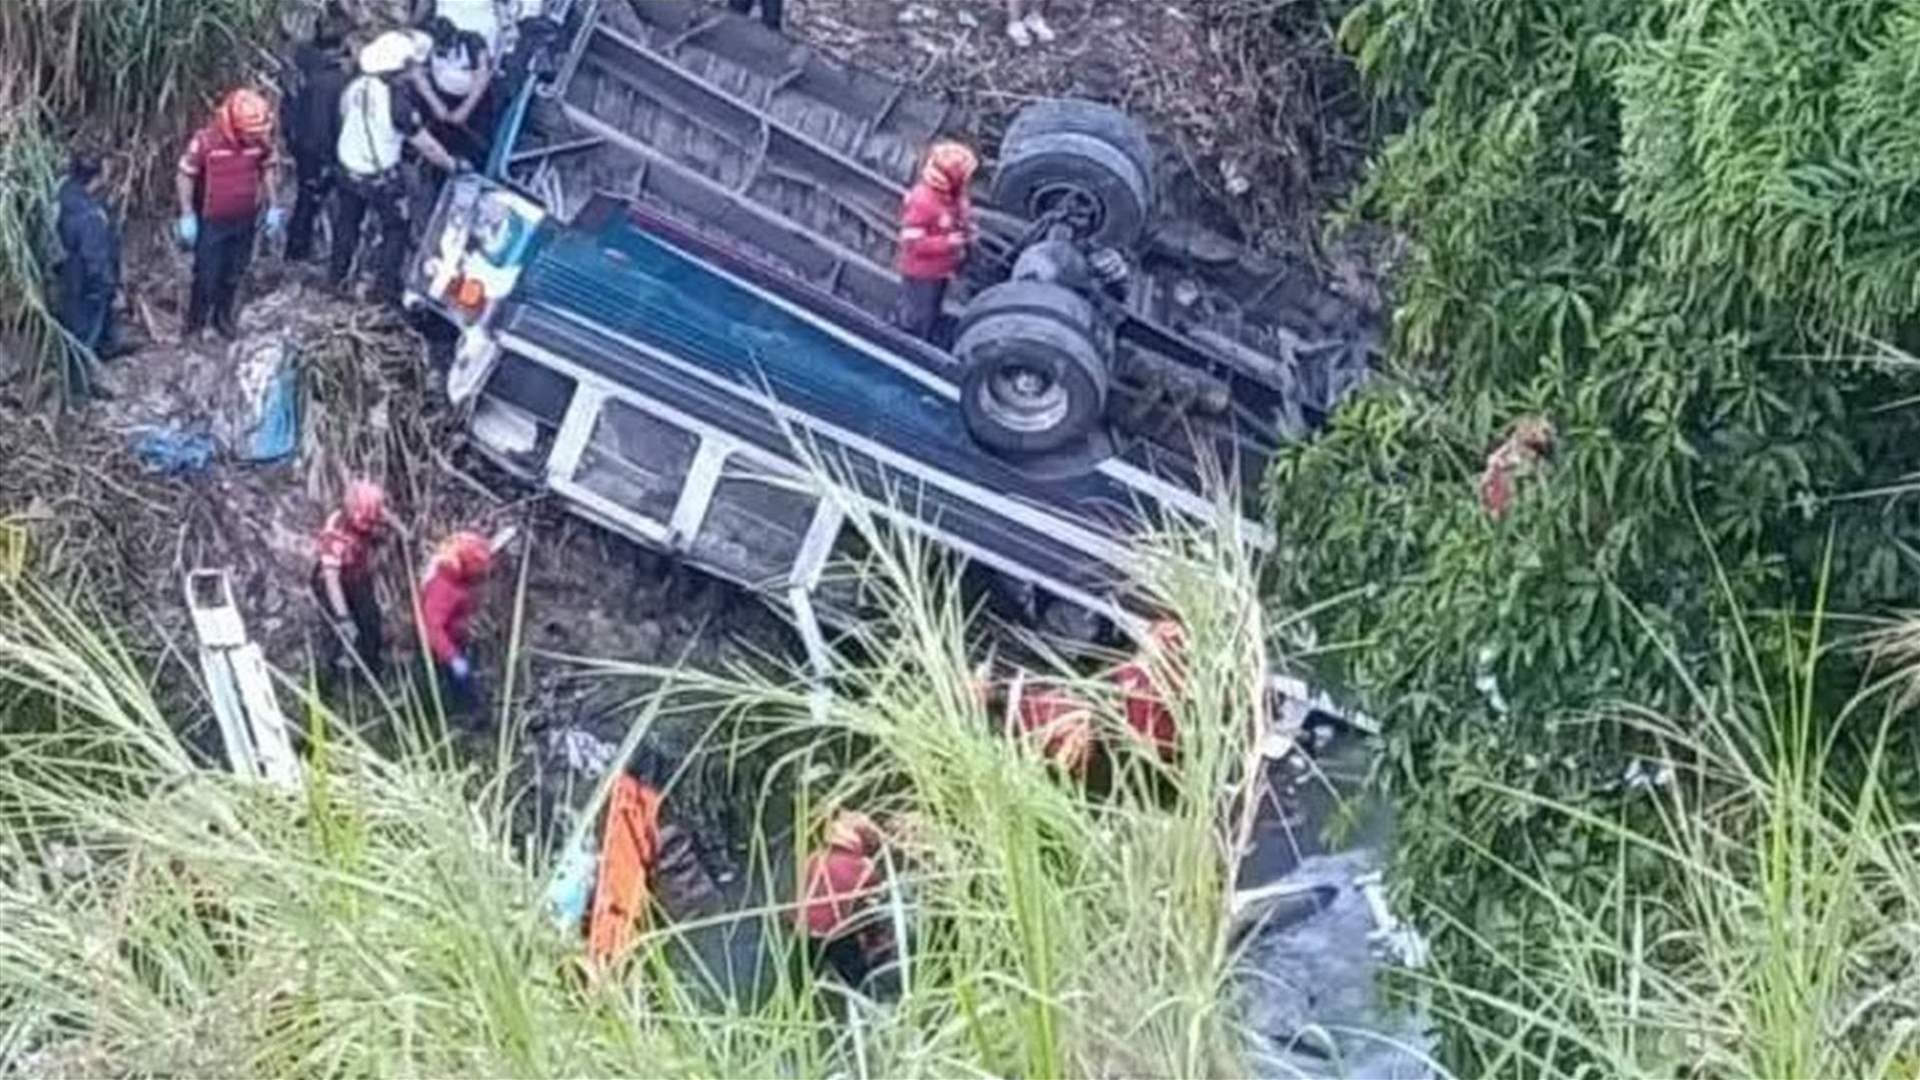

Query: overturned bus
404;0;1378;671
401;2;1428;1070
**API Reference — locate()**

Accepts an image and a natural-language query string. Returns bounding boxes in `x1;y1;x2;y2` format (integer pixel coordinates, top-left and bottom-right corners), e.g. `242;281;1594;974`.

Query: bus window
688;457;818;585
573;399;699;526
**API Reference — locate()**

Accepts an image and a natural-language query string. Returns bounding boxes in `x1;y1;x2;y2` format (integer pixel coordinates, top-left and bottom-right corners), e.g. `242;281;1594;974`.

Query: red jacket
418;566;476;664
1013;684;1095;776
177;122;274;222
798;843;881;939
313;511;374;583
896;180;971;280
1114;660;1178;761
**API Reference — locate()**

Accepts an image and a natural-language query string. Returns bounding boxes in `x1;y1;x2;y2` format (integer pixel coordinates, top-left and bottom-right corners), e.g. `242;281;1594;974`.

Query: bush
1271;0;1920;1070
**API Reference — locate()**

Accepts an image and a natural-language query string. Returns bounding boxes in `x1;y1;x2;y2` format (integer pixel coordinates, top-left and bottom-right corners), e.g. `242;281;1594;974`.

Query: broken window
573;400;698;525
687;458;817;585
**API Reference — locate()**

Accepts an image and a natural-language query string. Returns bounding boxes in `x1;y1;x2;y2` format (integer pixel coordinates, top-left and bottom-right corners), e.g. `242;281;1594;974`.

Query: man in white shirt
332;30;461;302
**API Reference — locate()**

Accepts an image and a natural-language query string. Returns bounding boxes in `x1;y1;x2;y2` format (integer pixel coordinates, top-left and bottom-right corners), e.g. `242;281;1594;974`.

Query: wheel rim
1029;182;1106;237
980;359;1070;434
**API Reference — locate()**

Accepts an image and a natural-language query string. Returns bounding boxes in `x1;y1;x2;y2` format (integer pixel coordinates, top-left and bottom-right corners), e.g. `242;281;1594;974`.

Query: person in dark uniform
53;149;128;401
282;28;351;262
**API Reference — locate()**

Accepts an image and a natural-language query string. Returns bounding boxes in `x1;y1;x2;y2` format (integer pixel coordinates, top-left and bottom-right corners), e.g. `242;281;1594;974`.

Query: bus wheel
992;99;1155;251
954;281;1108;455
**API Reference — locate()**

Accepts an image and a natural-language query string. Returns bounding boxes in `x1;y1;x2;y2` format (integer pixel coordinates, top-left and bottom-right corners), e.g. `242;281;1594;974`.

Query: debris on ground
796;0;1379;260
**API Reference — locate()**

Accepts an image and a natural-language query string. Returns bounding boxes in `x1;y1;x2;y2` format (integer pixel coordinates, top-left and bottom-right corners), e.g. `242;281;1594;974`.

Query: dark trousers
331;171;410;300
893;276;948;343
805;934;874;990
434;657;483;726
187;217;257;334
728;0;783;29
313;570;385;681
56;282;114;397
286;154;334;262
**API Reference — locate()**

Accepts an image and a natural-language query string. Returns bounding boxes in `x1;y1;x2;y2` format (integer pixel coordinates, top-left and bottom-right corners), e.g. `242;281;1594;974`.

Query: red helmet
436;530;493;581
341;480;387;534
219;88;274;145
921;141;978;193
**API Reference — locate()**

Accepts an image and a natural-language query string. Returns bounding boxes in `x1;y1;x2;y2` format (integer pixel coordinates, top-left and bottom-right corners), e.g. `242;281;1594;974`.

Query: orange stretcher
585;775;663;970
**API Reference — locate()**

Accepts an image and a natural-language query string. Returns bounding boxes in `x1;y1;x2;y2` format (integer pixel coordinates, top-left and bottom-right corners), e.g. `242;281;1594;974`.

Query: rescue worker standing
796;810;894;990
53;149;127;400
894;141;978;343
333;30;463;304
176;88;283;339
418;529;491;720
312;480;390;683
282;29;350;262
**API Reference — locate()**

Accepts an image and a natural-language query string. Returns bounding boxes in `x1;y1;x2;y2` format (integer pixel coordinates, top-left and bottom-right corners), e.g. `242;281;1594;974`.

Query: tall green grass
0;505;1292;1076
1412;571;1920;1076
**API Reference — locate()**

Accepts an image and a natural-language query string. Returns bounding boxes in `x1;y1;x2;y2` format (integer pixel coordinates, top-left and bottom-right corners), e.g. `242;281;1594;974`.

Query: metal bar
587;21;906;218
662;13;726;56
546;0;606;102
558;102;902;310
762;65;806;109
509;135;607;166
737;122;772;194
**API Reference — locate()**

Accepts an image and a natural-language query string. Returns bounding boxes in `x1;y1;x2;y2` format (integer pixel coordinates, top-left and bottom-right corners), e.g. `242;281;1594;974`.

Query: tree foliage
1269;0;1920;1070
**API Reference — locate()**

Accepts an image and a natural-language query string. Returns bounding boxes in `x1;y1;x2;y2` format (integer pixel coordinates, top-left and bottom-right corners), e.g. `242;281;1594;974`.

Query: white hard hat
359;30;424;75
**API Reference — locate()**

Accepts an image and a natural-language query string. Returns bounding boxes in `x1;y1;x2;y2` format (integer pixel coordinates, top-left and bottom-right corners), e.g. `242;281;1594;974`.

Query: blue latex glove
447;653;472;682
174;213;198;248
263;206;287;236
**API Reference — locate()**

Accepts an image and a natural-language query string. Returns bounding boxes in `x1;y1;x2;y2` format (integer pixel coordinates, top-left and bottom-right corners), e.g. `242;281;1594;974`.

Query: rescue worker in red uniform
312;480;390;683
176;88;283;339
977;669;1097;779
1113;619;1185;762
893;141;978;342
796;810;893;990
418;530;491;720
973;618;1188;790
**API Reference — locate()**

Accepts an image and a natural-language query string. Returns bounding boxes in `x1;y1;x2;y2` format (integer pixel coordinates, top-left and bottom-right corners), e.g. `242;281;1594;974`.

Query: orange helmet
342;480;386;534
436;530;493;581
921;141;979;193
219;88;274;145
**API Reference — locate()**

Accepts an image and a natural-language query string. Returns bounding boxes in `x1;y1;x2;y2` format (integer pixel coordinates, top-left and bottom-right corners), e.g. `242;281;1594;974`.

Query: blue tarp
130;427;216;475
241;356;300;463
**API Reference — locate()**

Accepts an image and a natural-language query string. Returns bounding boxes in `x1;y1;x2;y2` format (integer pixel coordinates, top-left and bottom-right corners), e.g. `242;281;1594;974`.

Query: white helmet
358;29;429;75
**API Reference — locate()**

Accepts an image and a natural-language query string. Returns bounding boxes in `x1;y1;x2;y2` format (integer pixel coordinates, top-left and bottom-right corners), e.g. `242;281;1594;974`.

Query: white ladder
185;569;300;788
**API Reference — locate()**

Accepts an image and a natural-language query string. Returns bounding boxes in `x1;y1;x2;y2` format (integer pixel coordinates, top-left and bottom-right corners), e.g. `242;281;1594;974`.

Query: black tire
993;99;1155;250
955;281;1108;455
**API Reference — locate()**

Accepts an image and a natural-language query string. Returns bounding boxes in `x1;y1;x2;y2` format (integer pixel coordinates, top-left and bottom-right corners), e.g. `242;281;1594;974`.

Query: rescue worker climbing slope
796;810;894;991
334;30;463;303
893;141;978;343
418;529;490;720
312;480;389;683
54;149;128;401
282;28;351;262
176;88;282;339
